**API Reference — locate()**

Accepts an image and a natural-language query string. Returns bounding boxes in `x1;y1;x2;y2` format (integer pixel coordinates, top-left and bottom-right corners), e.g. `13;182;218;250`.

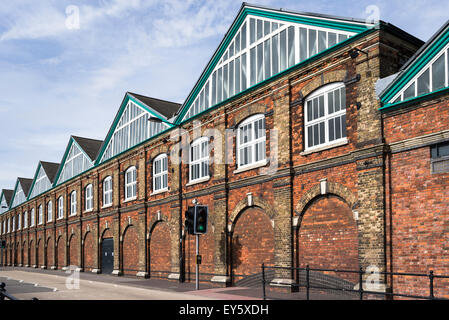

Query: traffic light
185;206;195;235
194;205;208;234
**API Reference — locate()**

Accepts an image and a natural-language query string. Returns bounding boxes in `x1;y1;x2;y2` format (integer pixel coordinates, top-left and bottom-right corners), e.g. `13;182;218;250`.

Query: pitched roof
72;136;103;162
1;189;13;206
40;161;60;184
18;178;33;197
128;92;181;119
379;20;449;104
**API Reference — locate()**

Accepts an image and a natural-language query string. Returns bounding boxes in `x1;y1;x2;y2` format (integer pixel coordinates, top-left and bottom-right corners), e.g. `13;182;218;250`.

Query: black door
101;238;114;274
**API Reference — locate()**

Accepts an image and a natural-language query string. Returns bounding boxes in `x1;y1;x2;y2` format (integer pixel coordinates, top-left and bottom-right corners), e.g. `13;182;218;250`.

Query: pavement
0;266;359;300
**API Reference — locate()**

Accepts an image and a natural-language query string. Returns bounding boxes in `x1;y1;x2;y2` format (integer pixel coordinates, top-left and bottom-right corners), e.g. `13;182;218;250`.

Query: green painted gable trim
380;27;449;103
178;26;377;126
380;86;449;112
95;93;173;165
175;6;371;124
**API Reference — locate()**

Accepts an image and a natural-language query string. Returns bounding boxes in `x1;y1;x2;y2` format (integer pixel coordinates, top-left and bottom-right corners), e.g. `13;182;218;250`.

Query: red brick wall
57;237;64;268
149;221;171;278
69;234;79;267
298;195;359;283
38;239;44;266
83;232;95;271
122;225;138;274
30;240;35;266
232;207;275;283
47;238;54;267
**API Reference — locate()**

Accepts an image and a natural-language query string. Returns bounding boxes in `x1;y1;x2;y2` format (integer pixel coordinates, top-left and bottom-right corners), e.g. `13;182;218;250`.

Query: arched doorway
297;195;359;283
122;225;138;275
68;234;79;267
46;237;53;268
149;221;171;279
231;207;275;285
29;240;35;266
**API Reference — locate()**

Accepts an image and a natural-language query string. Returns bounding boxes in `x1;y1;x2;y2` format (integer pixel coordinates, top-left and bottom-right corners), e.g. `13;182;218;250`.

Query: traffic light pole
196;234;199;290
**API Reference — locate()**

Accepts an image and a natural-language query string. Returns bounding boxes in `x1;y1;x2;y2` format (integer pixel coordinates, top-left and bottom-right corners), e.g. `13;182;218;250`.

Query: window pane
403;82;415;99
241;22;247;50
417;69;430;95
329;118;335;141
288;26;295;67
341;87;346;109
341;114;347;138
318;31;326;52
217;68;223;102
264;21;270;37
313;124;319;147
328;32;336;47
432;54;445;90
280;29;287;70
335;117;341;139
257;19;263;40
308;29;317;57
242;53;247;90
300;28;307;62
272;34;279;75
334;89;341;112
250;47;256;86
223;63;228;100
257;43;263;83
328;91;334;114
313;98;318;119
229;60;234;96
235;32;240;53
264;39;271;79
235;57;240;94
319;122;325;144
319;95;324;118
338;34;348;42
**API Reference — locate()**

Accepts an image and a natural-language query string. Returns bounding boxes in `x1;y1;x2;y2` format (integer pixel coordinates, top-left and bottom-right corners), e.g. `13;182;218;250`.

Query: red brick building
1;4;448;298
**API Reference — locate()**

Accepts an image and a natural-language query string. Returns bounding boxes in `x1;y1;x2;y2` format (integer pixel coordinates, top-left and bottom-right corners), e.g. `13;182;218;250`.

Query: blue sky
0;0;448;189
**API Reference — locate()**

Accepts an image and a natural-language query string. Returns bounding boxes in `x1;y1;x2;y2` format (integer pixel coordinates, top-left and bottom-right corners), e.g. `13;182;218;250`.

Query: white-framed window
70;191;77;216
38;205;43;225
47;201;53;222
58;196;64;219
7;217;10;233
85;184;93;211
189;137;210;182
12;216;15;232
103;176;113;207
390;44;449;104
237;114;266;168
305;83;347;150
24;211;28;228
153;154;168;192
125;166;137;200
17;213;21;230
30;208;35;227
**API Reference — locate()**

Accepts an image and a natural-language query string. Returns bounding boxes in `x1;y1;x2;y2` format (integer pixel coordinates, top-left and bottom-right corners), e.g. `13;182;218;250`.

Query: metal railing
261;264;449;300
0;282;18;301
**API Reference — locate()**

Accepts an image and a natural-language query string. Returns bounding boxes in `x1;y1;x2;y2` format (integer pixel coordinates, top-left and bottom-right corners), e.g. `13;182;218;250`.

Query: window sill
69;213;77;217
301;138;348;156
234;159;268;174
124;197;137;203
186;176;210;186
57;217;64;221
84;209;93;213
150;188;169;196
101;204;112;209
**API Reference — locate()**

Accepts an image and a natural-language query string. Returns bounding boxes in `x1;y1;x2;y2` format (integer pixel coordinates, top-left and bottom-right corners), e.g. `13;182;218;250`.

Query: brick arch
68;232;79;267
148;220;173;278
83;231;95;271
232;103;267;128
23;240;28;266
299;69;348;99
46;236;53;267
148;212;170;237
295;181;358;217
100;227;113;241
229;196;276;229
121;224;139;275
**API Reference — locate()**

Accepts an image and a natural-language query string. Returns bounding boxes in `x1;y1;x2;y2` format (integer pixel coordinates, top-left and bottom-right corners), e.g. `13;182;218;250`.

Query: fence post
359;267;363;300
306;265;310;300
262;263;266;301
429;271;434;300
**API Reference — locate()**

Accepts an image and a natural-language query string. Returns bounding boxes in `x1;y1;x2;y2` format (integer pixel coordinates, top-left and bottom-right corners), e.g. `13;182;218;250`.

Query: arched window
103;176;113;207
153;154;168;192
70;191;77;216
237;114;266;169
7;217;10;233
125;166;137;200
30;208;35;227
47;201;53;222
38;205;43;225
18;213;21;230
58;196;64;219
304;82;347;150
85;184;93;211
12;216;15;232
24;211;28;228
189;137;210;182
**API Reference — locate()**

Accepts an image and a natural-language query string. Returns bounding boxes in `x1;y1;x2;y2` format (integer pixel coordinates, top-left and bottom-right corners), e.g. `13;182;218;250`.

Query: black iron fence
261;264;449;300
0;282;18;301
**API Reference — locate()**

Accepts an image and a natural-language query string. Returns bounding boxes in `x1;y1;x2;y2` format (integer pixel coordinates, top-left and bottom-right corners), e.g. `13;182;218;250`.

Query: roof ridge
127;92;182;106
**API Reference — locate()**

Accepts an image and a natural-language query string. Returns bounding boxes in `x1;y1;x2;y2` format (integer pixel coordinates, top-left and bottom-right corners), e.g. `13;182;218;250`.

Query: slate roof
128;92;181;119
18;178;33;197
72;136;103;162
1;189;13;206
40;161;60;184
